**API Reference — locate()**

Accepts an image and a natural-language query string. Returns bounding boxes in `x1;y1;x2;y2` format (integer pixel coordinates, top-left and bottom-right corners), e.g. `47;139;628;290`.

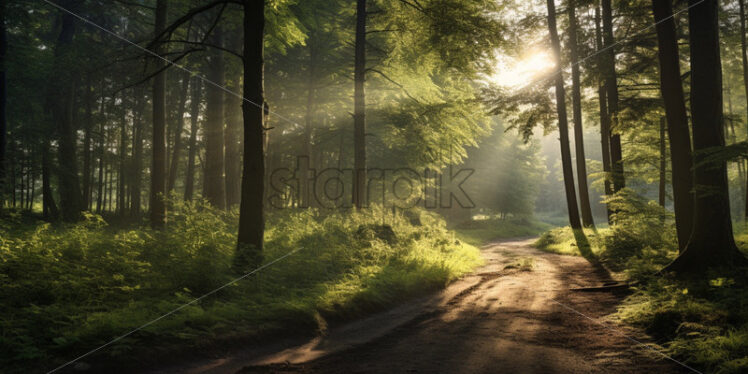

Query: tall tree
595;5;613;223
236;0;266;267
150;0;167;229
204;26;227;209
0;0;6;209
567;0;594;227
82;84;94;210
651;0;694;251
666;0;747;271
167;74;190;193
601;0;625;192
225;71;242;209
50;1;83;221
658;116;666;207
42;140;58;218
130;88;145;217
547;0;582;229
739;0;748;219
184;76;200;202
117;93;128;217
352;0;367;209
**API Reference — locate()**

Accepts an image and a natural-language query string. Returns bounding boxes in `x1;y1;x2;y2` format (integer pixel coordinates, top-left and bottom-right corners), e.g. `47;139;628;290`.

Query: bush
0;202;481;373
535;189;748;373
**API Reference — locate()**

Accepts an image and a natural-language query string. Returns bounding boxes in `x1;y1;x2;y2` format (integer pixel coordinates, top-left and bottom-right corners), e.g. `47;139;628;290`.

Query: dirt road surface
156;238;690;374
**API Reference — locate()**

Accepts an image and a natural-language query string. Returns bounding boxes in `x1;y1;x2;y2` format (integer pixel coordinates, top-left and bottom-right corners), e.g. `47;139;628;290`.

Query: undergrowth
0;201;481;373
454;216;551;246
533;189;748;373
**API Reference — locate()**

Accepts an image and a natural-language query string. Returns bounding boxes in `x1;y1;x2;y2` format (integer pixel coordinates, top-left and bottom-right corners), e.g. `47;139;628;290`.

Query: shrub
0;202;480;373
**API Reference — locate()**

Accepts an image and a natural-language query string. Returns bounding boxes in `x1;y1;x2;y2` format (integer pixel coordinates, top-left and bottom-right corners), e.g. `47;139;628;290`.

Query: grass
533;190;748;373
453;216;552;246
0;202;482;373
534;226;605;257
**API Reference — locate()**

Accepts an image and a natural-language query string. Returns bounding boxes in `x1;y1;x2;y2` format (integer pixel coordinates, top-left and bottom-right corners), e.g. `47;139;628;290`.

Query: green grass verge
0;203;482;373
453;217;552;246
535;219;748;373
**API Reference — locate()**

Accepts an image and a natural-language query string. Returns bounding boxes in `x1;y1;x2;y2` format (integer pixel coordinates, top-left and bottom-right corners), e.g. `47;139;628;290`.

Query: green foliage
534;226;603;257
455;217;551;246
0;202;481;373
536;190;748;373
600;189;676;271
617;274;748;374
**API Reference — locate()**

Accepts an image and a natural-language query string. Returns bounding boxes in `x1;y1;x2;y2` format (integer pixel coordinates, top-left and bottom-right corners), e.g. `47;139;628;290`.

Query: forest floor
151;238;686;374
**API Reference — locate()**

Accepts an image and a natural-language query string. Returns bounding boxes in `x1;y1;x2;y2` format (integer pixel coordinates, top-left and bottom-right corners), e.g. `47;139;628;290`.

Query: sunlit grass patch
533;226;605;257
454;217;552;246
0;203;481;373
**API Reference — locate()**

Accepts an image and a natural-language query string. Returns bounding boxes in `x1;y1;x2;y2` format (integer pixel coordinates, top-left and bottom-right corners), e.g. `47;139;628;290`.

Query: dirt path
234;238;686;374
148;238;687;374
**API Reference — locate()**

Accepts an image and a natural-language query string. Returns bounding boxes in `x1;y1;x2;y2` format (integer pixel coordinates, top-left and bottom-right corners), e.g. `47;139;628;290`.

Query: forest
2;0;748;373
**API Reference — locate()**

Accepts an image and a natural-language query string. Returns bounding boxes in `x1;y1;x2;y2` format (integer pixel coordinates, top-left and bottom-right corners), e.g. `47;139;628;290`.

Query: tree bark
739;0;748;220
0;1;6;210
225;73;243;209
595;6;613;223
352;0;367;209
547;0;582;229
42;141;58;219
96;120;105;213
567;0;594;227
602;0;625;192
150;0;167;229
184;77;201;201
652;0;694;251
659;116;666;207
236;0;266;267
130;88;145;217
167;73;190;193
665;0;747;272
204;26;227;209
51;3;84;221
118;93;128;217
82;84;94;210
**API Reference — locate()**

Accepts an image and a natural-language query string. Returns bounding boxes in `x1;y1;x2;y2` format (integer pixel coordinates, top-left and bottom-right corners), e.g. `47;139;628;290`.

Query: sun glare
489;51;556;88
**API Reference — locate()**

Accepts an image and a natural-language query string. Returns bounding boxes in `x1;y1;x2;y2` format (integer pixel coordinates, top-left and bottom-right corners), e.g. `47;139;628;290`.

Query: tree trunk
0;1;6;210
168;74;190;193
118;94;128;217
595;6;613;223
96;120;105;213
42;141;58;219
204;26;227;209
51;4;83;221
150;0;167;229
184;77;201;201
130;89;145;217
601;0;625;192
739;0;748;220
659;116;666;207
652;0;694;251
236;0;266;268
567;0;594;228
82;84;94;210
665;0;747;272
225;73;243;208
352;0;367;209
547;0;582;229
